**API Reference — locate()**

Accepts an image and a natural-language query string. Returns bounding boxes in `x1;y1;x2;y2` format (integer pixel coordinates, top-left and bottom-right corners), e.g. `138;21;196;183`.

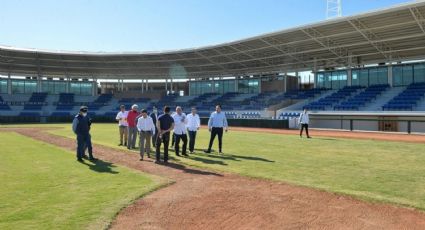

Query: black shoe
77;158;84;162
139;158;143;161
182;153;189;156
118;143;123;146
307;136;312;139
124;142;127;146
154;160;161;164
204;150;211;153
89;157;97;161
147;154;151;158
82;155;88;159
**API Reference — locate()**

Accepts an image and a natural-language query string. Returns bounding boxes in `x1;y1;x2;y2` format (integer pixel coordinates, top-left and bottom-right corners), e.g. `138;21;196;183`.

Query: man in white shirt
299;108;311;138
137;109;156;160
115;105;129;146
186;107;200;154
205;104;228;154
172;106;188;157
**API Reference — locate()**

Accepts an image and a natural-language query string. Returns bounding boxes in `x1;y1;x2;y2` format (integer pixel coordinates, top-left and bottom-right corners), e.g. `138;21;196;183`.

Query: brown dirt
3;127;425;230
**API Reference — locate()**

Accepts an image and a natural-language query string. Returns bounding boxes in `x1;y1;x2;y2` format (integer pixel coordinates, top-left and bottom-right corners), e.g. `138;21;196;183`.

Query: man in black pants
299;108;311;138
186;107;200;154
172;106;188;156
204;105;228;154
155;106;175;164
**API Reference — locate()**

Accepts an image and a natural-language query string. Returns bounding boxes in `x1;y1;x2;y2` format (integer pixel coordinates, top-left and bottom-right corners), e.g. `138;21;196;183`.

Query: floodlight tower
326;0;342;19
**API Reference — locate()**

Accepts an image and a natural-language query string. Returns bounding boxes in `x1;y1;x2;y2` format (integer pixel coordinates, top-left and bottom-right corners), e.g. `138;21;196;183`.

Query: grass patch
0;131;165;230
46;123;425;211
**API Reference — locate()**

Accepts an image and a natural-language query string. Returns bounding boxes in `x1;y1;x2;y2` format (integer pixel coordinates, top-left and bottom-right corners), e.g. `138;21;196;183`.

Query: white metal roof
1;1;425;79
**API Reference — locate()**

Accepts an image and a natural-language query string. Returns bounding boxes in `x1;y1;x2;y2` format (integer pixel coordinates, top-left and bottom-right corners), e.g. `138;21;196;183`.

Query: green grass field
1;122;425;229
0;131;164;230
42;123;425;210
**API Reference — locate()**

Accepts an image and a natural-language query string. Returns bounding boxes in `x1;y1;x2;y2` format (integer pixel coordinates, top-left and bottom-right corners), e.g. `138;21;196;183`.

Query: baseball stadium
1;0;425;229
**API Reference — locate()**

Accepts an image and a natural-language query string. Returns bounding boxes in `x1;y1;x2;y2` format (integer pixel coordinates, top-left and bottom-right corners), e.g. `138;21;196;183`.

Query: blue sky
0;0;413;52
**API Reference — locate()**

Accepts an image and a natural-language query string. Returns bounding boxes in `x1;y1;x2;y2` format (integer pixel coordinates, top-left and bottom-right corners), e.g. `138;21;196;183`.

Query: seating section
56;93;75;111
241;112;261;119
0;95;11;110
304;86;363;110
383;83;425;111
334;84;389;110
278;112;300;120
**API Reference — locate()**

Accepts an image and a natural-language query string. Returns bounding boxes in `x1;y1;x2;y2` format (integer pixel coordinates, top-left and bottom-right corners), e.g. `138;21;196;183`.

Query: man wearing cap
172;106;188;157
127;104;140;149
116;105;129;146
137;109;155;160
186;107;201;154
72;106;96;161
155;106;174;164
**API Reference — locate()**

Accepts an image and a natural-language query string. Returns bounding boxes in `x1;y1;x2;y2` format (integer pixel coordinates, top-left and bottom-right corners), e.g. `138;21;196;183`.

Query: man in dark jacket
72;106;96;162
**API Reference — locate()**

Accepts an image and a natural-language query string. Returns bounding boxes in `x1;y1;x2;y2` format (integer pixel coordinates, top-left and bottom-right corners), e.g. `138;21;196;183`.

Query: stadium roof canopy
1;1;425;80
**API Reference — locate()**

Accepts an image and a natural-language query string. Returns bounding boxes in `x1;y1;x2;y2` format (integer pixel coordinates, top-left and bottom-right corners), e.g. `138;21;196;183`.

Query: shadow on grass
80;159;119;174
164;161;223;177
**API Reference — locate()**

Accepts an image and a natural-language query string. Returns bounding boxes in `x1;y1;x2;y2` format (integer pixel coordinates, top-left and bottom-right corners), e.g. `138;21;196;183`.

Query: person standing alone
127;104;140;149
186;107;200;154
204;105;228;154
172;106;188;157
299;108;311;138
116;105;128;146
137;109;155;160
72;106;96;161
155;106;174;164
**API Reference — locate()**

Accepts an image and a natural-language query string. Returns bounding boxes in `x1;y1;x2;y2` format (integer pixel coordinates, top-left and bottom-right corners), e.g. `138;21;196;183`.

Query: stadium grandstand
1;1;425;132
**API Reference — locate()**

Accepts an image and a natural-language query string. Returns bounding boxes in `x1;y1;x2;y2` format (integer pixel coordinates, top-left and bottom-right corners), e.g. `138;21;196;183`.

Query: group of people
72;104;311;163
113;104;228;164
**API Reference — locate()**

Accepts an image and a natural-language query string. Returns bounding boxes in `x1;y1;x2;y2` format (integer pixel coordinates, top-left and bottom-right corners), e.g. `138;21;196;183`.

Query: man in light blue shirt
204;104;228;154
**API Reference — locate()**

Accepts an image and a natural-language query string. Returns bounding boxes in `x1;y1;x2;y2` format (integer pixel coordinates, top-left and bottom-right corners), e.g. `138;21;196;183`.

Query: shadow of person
165;161;223;177
80;159;119;174
204;153;275;163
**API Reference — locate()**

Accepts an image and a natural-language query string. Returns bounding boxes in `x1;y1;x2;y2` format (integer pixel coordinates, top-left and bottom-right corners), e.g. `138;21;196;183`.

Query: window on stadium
351;67;387;87
393;64;416;86
414;63;425;83
238;79;259;94
41;80;68;94
0;79;7;93
316;70;347;89
70;82;93;95
11;80;37;94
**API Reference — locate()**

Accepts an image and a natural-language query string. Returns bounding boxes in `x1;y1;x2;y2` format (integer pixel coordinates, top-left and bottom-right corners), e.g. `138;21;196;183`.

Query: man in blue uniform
72;106;96;162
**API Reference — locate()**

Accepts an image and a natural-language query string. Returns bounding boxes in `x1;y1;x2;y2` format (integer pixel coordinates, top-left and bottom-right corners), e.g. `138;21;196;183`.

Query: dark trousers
152;128;158;147
156;132;170;162
300;124;310;137
175;133;188;155
188;130;197;152
171;132;176;147
208;127;223;152
77;134;93;159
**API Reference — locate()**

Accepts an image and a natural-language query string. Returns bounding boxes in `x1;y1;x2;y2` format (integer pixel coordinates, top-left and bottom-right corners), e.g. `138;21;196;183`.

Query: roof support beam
301;27;348;66
226;45;273;67
347;19;402;61
409;7;425;35
259;38;310;69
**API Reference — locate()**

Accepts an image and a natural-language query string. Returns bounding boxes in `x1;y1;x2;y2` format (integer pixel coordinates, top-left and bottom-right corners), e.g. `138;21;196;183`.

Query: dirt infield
4;127;425;230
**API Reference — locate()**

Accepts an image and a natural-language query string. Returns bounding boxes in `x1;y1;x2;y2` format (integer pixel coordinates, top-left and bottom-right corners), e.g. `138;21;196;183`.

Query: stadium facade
1;1;425;132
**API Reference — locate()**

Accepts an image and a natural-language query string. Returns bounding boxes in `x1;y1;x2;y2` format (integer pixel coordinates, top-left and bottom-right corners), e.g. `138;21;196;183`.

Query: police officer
72;106;96;162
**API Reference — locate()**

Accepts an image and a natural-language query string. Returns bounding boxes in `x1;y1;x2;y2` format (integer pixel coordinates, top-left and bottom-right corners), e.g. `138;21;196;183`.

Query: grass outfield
0;132;164;230
39;123;425;211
